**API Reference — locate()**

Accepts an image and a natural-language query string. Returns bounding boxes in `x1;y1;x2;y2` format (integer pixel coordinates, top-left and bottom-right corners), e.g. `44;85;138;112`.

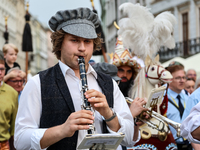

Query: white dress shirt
14;61;139;150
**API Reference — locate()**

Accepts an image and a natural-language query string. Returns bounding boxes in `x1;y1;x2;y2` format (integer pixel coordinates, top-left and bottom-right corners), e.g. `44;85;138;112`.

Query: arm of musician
192;127;200;141
191;142;200;150
40;110;94;149
14;75;45;150
181;102;200;144
132;124;140;142
129;98;148;141
103;109;121;132
129;97;148;118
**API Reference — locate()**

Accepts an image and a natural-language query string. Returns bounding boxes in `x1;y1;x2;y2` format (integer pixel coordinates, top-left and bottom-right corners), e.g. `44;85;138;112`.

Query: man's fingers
141;100;147;105
70;110;94;120
75;118;94;125
85;89;105;99
69;124;91;132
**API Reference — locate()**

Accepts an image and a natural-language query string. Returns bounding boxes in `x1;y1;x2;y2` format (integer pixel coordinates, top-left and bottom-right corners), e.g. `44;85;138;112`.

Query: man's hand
40;110;94;149
18;70;26;78
129;97;148;118
85;89;111;119
85;89;120;132
61;110;94;137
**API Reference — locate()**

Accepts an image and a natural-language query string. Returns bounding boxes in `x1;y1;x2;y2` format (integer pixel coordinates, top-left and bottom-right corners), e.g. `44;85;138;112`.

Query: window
182;12;189;55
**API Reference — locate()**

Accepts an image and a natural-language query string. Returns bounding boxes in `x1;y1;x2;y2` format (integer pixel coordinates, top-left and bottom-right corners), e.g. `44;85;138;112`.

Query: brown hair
131;67;138;80
166;65;184;74
186;78;195;82
0;51;4;64
3;43;19;54
50;30;103;60
0;60;4;64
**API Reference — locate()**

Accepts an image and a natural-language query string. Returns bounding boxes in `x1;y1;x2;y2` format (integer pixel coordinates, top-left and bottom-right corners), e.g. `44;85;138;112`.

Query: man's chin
118;80;132;97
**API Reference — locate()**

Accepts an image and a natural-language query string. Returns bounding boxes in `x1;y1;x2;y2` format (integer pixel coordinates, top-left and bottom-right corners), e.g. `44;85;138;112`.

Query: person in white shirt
14;7;140;150
181;88;200;144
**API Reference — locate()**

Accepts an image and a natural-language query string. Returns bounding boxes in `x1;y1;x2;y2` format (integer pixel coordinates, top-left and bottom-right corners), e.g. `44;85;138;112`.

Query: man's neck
169;87;182;94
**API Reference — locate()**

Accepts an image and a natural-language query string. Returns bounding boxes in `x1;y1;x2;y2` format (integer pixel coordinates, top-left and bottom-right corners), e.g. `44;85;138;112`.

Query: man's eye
118;69;123;72
127;70;132;74
85;40;91;43
71;39;77;42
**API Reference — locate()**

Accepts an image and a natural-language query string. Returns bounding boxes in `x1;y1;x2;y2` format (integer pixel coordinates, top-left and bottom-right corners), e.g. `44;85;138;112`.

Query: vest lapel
55;64;75;112
96;72;113;108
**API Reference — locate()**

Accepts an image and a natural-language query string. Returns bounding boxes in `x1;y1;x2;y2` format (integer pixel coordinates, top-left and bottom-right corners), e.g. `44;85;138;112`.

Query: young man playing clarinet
14;7;142;150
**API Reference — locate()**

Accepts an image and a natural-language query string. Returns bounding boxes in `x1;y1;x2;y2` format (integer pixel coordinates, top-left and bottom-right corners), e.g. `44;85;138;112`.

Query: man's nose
78;41;86;51
123;72;127;77
17;81;23;86
180;78;185;82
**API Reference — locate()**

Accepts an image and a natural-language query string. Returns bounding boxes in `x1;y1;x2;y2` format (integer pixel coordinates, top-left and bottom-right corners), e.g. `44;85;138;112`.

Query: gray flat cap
93;62;121;81
49;7;100;39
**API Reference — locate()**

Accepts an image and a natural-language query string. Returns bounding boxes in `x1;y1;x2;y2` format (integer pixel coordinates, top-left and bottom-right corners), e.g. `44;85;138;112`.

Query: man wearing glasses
186;69;197;82
166;62;200;150
5;67;26;102
0;51;18;150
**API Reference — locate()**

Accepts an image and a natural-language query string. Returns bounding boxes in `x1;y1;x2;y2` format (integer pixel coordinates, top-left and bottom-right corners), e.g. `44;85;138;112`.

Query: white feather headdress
118;3;176;61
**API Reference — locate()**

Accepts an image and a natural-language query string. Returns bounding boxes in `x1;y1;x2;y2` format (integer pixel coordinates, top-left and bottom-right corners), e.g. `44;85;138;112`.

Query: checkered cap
49;7;100;39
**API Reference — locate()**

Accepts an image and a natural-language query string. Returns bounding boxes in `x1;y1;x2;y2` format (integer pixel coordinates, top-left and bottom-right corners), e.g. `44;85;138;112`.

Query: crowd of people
1;4;200;150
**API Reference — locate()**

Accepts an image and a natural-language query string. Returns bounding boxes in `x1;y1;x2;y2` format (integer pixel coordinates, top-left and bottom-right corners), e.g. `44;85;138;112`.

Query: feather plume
118;3;176;61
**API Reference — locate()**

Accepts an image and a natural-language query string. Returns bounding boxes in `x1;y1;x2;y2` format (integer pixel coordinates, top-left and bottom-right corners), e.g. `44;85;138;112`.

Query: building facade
29;17;48;75
0;0;26;69
0;0;57;76
101;0;200;76
148;0;200;77
101;0;200;62
100;0;146;62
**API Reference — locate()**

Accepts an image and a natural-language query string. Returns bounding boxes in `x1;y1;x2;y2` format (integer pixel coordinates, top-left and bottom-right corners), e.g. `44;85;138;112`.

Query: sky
27;0;103;63
28;0;102;28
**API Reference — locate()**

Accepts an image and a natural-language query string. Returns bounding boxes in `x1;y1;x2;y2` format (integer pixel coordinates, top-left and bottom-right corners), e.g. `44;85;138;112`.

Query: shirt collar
58;60;97;79
168;88;179;98
168;88;184;99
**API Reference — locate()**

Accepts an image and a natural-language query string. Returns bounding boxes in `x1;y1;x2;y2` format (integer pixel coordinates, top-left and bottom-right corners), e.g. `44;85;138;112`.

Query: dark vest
39;64;114;150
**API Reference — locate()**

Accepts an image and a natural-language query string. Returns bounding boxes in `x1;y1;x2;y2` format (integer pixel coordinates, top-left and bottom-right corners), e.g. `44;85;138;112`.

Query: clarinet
78;56;95;134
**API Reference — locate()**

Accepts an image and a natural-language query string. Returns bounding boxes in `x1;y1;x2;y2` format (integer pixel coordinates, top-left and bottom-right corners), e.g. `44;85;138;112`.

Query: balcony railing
159;37;200;62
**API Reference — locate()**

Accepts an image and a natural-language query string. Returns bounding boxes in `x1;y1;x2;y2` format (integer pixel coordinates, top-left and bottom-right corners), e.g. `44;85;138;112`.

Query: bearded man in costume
112;36;143;97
